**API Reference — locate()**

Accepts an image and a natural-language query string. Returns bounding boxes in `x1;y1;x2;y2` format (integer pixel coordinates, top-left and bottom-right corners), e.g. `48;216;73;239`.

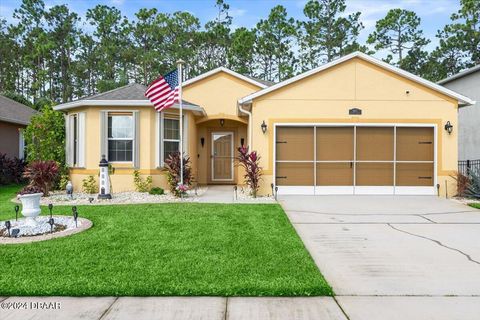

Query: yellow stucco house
53;52;474;197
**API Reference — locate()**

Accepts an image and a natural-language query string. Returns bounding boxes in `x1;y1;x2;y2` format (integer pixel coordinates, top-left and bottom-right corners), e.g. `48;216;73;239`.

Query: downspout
238;101;252;149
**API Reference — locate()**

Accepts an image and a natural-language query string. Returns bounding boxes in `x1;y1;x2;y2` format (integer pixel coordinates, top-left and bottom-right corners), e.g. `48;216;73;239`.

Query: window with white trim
163;116;180;162
108;113;134;162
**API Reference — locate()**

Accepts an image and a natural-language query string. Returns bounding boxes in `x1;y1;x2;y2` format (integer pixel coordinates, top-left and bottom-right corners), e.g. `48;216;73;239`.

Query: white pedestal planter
17;193;42;226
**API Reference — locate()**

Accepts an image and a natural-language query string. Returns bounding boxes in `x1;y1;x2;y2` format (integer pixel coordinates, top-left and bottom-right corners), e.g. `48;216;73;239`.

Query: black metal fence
458;159;480;176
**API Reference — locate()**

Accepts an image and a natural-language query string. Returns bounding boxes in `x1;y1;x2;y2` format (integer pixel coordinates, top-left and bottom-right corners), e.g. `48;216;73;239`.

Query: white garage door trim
273;123;437;196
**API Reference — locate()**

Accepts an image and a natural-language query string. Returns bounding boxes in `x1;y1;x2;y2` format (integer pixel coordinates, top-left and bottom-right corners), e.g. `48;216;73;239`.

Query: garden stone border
0;216;92;245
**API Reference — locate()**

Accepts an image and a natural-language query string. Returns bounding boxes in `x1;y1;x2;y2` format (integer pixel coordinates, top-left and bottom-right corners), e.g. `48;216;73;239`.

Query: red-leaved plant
164;152;192;197
21;160;59;196
237;146;262;198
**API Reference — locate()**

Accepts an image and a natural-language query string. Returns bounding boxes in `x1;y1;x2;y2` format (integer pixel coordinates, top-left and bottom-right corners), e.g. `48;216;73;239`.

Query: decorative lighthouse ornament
98;155;112;199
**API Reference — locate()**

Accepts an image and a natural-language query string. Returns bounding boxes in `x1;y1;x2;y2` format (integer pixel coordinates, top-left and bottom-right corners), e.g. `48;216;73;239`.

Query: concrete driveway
280;195;480;320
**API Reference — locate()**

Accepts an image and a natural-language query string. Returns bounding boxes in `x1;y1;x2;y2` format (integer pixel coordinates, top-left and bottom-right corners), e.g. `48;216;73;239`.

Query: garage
274;124;436;195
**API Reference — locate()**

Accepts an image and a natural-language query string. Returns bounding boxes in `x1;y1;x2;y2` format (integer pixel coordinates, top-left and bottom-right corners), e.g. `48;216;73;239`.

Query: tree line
0;0;478;107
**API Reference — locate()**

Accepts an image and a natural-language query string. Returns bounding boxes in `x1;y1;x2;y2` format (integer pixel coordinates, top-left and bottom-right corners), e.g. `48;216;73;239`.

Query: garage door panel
396;163;434;186
316;127;354;161
316;163;353;186
276;162;314;186
274;125;435;194
356;127;394;161
276;127;314;161
356;163;394;186
396;127;434;161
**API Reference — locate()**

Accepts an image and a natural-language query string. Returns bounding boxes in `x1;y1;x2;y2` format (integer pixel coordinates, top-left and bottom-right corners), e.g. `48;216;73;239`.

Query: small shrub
58;172;70;190
237;146;262;198
149;187;165;195
465;169;480;199
0;153;26;185
164;152;192;197
82;175;98;194
23;160;59;196
133;170;152;192
452;171;470;196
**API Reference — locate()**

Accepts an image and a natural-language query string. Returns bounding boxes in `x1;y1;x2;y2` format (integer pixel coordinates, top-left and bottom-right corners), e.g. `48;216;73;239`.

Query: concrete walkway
197;185;275;203
280;195;480;320
0;296;348;320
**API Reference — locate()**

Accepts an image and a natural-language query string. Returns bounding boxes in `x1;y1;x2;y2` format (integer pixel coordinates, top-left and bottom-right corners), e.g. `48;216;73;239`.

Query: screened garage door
275;125;435;195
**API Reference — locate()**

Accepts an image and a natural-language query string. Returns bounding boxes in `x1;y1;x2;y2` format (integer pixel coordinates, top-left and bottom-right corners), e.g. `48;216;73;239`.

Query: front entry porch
194;118;248;185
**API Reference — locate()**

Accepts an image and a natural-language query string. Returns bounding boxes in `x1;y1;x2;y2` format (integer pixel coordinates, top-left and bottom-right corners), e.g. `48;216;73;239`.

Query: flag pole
177;59;185;188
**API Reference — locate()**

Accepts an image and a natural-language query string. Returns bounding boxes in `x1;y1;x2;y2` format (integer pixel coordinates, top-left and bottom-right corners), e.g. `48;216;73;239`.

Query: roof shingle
0;95;37;125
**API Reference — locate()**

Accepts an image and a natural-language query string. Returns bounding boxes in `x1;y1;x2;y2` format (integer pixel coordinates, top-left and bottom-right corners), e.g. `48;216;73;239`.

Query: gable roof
83;83;148;100
183;67;270;89
437;64;480;85
0;95;38;125
238;52;475;106
52;83;206;115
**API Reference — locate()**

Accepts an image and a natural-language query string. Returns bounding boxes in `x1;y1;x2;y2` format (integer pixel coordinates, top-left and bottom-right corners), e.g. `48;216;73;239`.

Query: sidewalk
0;296;347;320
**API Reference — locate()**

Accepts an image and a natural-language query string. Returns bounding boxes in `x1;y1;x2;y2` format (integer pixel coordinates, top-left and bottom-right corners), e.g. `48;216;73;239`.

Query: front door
211;132;234;182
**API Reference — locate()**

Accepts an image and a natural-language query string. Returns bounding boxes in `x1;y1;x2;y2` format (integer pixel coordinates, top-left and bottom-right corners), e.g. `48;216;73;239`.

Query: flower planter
17;193;43;226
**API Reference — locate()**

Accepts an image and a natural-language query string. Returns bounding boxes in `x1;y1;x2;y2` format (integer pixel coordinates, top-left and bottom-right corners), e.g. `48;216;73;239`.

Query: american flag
145;69;179;111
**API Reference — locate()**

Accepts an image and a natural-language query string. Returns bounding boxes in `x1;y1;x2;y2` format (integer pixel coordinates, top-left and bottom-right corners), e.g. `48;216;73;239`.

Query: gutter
237;103;252;148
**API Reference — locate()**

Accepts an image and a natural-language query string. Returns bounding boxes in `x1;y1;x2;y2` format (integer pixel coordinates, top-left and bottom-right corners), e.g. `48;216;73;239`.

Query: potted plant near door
17;160;59;226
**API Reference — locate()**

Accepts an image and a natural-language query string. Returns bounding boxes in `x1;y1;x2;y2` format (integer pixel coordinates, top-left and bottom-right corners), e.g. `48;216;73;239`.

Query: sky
0;0;461;54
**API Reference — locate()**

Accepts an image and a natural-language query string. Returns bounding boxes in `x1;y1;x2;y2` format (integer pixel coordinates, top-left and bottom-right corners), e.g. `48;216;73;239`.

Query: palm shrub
22;160;59;196
465;169;480;199
237;146;262;198
164;152;192;197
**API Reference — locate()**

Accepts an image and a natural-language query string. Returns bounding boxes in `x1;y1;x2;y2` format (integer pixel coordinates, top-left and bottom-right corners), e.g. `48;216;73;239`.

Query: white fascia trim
238;51;475;106
182;67;268;89
53;100;207;115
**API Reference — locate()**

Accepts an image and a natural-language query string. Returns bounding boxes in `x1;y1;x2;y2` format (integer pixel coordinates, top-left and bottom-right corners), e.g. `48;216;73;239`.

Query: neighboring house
438;65;480;161
0;95;37;159
53;52;474;197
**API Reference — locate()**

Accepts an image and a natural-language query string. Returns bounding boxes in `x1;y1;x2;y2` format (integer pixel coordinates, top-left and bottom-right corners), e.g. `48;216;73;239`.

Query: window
163;117;180;162
108;114;134;162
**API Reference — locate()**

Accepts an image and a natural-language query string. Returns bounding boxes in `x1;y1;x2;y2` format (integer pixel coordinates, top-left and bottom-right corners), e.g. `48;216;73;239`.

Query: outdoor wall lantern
220;119;225;127
240;138;245;146
444;121;453;134
261;120;267;134
200;137;205;147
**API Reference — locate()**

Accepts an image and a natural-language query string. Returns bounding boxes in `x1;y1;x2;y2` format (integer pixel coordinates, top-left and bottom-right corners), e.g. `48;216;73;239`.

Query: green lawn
469;203;480;209
0;185;331;296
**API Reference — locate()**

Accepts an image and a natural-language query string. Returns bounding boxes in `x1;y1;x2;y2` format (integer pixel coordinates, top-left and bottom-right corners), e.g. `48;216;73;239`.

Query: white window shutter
100;111;108;160
155;111;161;168
78;112;86;167
160;112;165;166
18;129;25;159
183;114;188;156
65;114;72;167
133;111;140;168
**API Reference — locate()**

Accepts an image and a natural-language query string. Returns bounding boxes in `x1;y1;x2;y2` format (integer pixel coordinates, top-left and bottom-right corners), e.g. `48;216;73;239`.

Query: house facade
0;95;37;159
53;52;474;197
438;65;480;161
